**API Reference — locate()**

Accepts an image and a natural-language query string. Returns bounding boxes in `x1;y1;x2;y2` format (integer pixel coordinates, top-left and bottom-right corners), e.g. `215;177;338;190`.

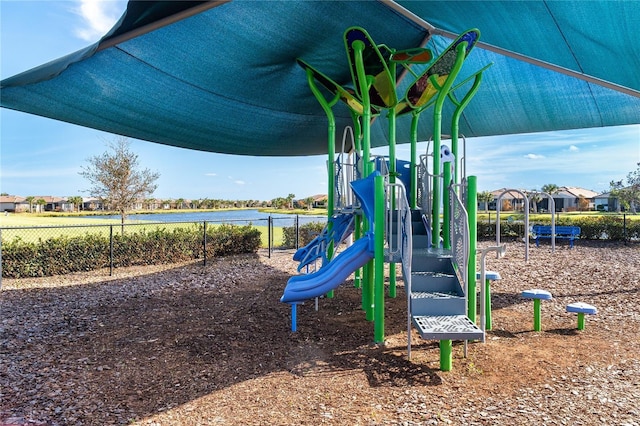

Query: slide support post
374;174;386;343
291;304;297;332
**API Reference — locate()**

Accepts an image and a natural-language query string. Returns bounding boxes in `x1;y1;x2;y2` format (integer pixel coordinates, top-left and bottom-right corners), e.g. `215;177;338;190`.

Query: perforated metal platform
412;314;484;340
412;271;455;278
412;291;460;299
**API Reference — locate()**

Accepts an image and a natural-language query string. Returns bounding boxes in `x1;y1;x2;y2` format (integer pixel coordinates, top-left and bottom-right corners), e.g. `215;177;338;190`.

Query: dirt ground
1;240;639;425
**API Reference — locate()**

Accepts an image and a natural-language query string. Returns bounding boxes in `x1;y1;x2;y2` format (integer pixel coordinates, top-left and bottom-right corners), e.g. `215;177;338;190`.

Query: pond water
78;209;326;226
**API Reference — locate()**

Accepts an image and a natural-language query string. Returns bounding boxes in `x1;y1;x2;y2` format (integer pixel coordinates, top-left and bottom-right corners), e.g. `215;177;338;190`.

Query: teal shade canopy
2;1;639;156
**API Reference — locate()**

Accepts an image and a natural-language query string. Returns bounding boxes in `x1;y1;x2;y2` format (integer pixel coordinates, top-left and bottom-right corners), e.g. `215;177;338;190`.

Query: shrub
206;224;261;256
2;224;262;278
282;221;325;248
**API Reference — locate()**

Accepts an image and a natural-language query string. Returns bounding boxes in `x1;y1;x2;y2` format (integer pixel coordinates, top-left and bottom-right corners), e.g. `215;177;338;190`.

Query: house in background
82;198;105;211
0;195;29;212
488;188;527;211
593;190;637;212
540;187;599;212
485;187;600;212
310;194;328;208
32;196;73;212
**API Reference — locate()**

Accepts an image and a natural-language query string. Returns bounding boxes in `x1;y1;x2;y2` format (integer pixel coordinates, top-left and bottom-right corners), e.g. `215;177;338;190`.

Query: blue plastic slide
281;172;379;305
280;232;374;303
292;212;355;272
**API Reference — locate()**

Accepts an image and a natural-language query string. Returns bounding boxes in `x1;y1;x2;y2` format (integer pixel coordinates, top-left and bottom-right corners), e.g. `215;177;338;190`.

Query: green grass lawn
0;213;283;247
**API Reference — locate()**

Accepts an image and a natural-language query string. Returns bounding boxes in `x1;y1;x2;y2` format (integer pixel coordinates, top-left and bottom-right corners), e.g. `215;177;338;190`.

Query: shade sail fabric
1;0;639;156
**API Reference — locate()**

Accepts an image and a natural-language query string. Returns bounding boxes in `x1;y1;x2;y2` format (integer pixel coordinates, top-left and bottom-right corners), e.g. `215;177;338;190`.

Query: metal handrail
383;180;413;358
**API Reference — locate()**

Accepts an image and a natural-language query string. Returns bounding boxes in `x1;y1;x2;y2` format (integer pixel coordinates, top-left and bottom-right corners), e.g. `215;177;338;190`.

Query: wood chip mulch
1;241;639;425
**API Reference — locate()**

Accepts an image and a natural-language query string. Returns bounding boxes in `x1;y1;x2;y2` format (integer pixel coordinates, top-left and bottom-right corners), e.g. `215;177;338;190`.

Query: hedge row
282;222;325;248
1;224;261;278
478;216;640;241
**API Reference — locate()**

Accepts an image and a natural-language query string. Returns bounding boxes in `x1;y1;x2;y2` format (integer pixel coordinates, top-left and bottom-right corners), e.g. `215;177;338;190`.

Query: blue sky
1;1;639;201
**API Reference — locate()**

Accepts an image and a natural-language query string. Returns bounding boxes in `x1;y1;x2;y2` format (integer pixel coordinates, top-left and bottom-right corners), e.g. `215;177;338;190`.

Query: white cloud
568;145;579;152
234;180;246;185
524;153;545;160
205;173;217;177
74;0;125;41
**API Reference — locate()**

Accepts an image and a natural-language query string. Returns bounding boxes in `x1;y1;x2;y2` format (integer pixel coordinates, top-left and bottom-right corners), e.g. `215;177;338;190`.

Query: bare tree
80;137;159;224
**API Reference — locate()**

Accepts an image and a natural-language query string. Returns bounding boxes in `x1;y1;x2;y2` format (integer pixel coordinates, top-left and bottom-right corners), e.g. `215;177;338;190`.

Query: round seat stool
566;302;597;330
521;289;553;331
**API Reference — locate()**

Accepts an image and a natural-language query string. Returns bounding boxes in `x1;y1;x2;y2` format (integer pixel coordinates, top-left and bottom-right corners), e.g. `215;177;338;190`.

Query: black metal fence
0;215;327;280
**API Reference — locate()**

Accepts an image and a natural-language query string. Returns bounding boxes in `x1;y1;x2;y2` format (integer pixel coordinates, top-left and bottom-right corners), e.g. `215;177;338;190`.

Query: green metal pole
353;215;362;290
449;71;485;185
577;313;585;330
374;174;386;343
443;162;452;250
431;84;443;248
485;278;492;330
352;113;363;290
388;87;397;299
353;39;375;321
431;42;468;248
410;114;419;209
440;340;452;371
467;175;478;322
304;68;338;299
534;299;542;331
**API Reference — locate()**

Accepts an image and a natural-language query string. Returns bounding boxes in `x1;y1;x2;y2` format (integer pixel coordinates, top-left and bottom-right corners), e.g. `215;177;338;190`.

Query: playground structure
281;27;498;371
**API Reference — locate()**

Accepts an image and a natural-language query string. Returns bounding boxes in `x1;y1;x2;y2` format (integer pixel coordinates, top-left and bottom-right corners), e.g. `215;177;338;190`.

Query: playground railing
450;182;470;298
333;157;358;211
417;153;431;214
385;180;412;267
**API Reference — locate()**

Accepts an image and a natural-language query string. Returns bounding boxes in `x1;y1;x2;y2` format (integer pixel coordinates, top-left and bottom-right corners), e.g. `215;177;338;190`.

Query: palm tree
68;196;83;212
541;183;559;195
541;183;560;212
36;198;46;213
304;196;315;210
287;193;295;209
477;191;494;213
527;190;542;213
25;196;35;213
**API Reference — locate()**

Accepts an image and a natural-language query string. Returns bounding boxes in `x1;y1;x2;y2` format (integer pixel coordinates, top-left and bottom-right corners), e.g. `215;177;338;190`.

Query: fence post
295;214;299;250
203;221;207;267
109;225;114;276
0;228;3;289
268;215;272;258
623;214;627;242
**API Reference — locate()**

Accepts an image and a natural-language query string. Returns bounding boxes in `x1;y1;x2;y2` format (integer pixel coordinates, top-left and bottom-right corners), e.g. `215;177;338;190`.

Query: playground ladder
404;188;484;360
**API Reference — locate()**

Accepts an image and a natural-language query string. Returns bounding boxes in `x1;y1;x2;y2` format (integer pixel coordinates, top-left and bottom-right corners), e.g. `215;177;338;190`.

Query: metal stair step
411;251;455;273
412;314;484;340
410;291;466;316
411;272;460;293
